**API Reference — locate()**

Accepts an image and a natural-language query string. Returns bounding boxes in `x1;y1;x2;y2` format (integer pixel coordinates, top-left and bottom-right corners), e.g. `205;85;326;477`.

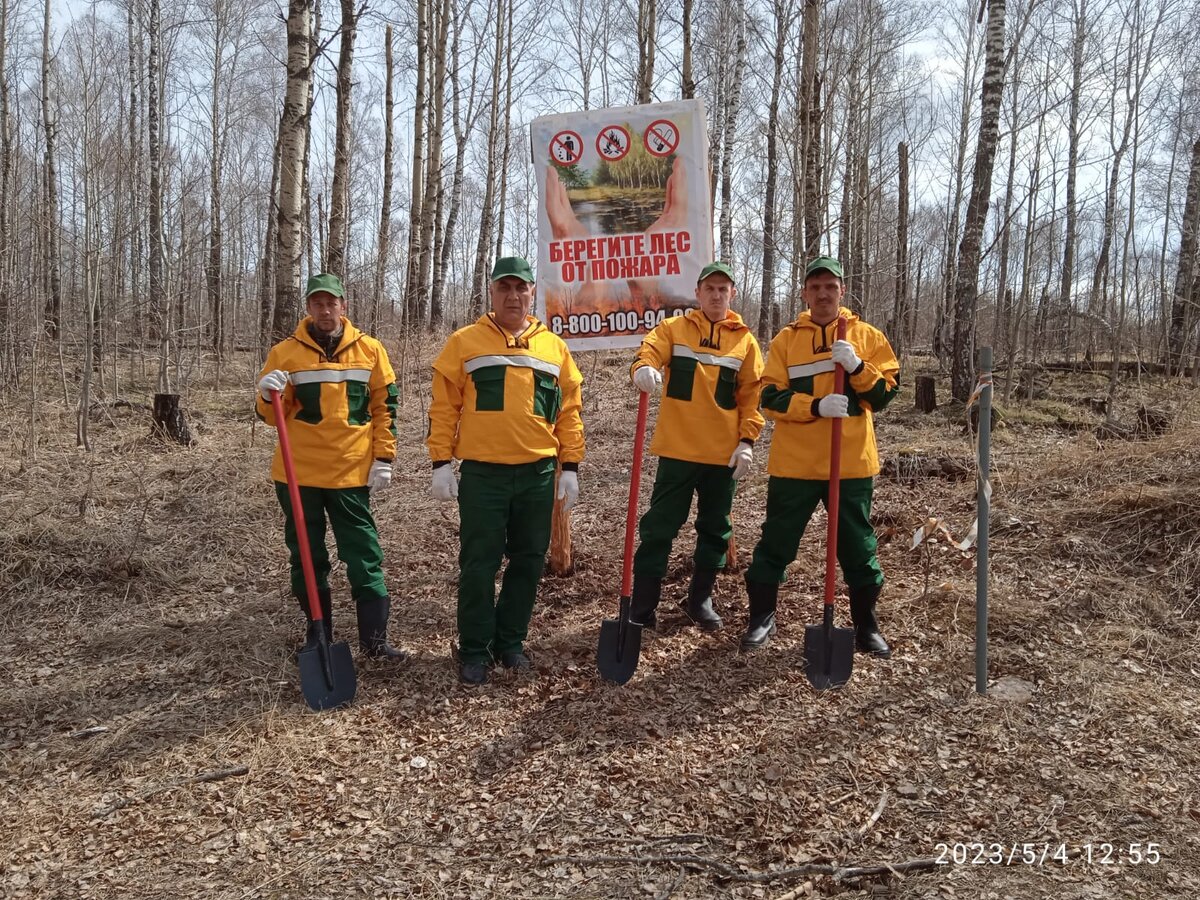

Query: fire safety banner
530;99;714;351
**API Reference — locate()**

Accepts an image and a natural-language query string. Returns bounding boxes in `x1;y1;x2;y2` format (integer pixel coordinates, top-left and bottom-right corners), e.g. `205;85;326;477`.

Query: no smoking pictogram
643;119;680;158
595;125;631;162
550;130;584;166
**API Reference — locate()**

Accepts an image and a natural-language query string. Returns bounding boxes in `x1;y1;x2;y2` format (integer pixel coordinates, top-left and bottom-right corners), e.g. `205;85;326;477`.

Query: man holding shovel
626;261;764;632
428;256;586;686
741;257;899;655
256;272;407;661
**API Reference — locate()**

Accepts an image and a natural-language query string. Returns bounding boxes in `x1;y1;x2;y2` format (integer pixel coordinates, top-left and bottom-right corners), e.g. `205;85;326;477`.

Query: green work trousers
632;456;737;579
456;458;556;663
274;483;387;602
745;476;883;590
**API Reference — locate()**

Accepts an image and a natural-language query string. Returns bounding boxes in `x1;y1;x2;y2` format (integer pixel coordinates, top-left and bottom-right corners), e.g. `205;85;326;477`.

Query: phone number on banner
551;307;688;337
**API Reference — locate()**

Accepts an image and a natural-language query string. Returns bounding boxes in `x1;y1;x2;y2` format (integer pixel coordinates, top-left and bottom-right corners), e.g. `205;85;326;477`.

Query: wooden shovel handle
271;389;324;622
824;317;847;609
621;392;650;598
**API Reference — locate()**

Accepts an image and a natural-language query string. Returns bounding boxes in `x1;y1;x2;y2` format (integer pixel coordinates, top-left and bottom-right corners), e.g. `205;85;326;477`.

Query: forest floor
2;345;1199;899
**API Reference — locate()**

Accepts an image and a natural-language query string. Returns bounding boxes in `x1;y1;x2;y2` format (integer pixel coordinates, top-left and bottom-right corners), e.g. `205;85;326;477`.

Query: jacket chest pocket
294;383;323;424
470;365;506;411
666;355;696;401
533;371;561;422
346;381;371;425
715;367;738;410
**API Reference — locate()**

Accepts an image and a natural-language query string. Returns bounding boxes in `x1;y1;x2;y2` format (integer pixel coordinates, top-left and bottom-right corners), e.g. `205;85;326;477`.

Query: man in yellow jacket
627;261;764;631
256;272;406;660
742;257;899;655
428;256;586;685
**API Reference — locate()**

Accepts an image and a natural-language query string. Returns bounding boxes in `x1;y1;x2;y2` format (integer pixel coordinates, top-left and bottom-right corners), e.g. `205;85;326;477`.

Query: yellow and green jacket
428;314;585;467
256;317;399;489
631;308;764;466
760;307;899;480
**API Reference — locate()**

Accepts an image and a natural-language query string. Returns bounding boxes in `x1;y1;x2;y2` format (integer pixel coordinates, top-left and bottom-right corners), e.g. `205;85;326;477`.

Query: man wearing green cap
428;256;586;685
741;256;899;656
256;272;407;661
625;261;764;632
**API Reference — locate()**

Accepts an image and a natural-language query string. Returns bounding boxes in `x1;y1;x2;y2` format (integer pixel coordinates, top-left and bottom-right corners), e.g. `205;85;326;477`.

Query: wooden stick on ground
92;765;250;820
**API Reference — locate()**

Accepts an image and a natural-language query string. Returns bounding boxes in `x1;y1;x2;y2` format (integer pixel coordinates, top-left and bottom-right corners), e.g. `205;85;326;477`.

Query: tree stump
152;393;194;445
915;374;937;412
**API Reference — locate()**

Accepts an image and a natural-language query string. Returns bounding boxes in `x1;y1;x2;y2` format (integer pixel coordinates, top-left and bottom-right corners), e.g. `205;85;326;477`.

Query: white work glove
431;465;458;501
368;460;393;492
830;340;862;373
258;369;289;401
632;366;663;394
728;442;753;480
817;394;849;418
556;470;579;511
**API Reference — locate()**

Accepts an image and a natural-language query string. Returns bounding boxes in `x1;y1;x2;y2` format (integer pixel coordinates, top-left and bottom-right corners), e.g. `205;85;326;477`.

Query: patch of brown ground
2;353;1198;898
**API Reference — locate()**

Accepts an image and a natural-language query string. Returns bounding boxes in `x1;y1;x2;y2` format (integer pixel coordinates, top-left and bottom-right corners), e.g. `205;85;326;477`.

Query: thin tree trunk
757;0;790;341
469;0;504;317
936;7;979;365
681;0;694;99
718;3;745;261
272;0;314;341
325;0;360;278
1168;138;1200;369
207;0;225;361
147;0;169;391
493;0;513;258
403;0;429;325
636;0;656;103
258;121;283;351
41;0;61;342
950;0;1007;401
1059;0;1087;358
374;24;395;332
891;141;909;359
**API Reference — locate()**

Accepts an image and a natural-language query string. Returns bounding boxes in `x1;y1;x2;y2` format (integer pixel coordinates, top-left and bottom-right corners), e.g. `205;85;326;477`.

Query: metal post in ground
976;346;993;695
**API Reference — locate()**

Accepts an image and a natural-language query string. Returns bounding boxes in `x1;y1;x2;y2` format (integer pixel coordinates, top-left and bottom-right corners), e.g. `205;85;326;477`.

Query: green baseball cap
804;256;844;280
305;272;346;299
491;256;535;283
698;261;735;284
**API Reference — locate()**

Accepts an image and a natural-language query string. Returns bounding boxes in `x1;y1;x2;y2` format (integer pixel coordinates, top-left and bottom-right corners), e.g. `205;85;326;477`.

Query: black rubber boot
682;567;723;631
740;580;778;651
628;575;662;629
849;584;891;658
356;595;409;660
296;587;333;650
460;662;488;685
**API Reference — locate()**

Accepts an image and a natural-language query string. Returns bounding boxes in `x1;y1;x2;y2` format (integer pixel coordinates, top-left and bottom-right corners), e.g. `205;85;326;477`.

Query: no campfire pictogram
549;130;584;166
596;125;631;162
643;119;680;158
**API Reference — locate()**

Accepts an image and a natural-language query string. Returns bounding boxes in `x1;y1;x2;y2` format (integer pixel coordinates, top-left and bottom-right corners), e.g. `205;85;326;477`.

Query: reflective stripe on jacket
256;317;398;489
631;308;764;465
760;307;899;479
428;314;585;466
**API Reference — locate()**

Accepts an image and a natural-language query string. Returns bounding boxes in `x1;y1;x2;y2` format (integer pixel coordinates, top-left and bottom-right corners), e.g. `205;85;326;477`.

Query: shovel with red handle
271;389;357;711
803;318;856;690
596;390;649;684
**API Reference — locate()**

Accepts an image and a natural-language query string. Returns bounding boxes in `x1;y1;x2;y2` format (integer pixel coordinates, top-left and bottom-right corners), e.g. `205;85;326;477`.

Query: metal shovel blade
803;620;856;691
596;597;643;685
298;635;357;711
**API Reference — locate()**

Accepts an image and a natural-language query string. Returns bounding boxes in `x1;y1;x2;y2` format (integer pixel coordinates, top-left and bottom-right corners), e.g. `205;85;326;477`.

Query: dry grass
2;356;1199;899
